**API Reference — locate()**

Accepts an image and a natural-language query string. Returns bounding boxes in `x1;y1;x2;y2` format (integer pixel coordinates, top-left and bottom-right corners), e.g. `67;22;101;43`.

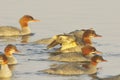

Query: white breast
0;64;12;78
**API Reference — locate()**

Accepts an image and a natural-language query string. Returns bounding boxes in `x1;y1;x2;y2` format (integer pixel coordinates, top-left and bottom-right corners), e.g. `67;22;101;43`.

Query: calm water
0;0;120;80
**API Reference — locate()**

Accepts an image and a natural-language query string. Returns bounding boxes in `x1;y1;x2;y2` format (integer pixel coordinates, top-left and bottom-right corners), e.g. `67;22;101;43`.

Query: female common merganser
33;28;101;45
69;28;102;45
69;28;102;41
81;29;102;45
2;44;20;65
48;45;101;62
47;31;101;53
43;55;106;75
0;55;12;78
0;15;39;36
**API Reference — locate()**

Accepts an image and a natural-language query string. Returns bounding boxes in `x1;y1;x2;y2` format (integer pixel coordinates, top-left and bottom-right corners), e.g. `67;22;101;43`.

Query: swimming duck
0;54;12;78
48;45;101;62
33;28;101;45
47;34;80;51
80;29;102;45
1;44;20;65
47;31;101;53
43;55;106;75
69;28;102;45
69;28;102;42
0;15;39;36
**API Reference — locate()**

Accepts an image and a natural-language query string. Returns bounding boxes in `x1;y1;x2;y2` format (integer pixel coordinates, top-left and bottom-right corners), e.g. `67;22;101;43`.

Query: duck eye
93;48;96;51
59;37;63;41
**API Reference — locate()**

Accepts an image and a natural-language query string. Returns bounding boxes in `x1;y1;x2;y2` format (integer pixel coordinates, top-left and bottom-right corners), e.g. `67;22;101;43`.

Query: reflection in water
21;35;31;43
8;65;16;72
100;75;120;80
89;74;120;80
0;33;34;44
0;36;20;42
0;78;11;80
89;73;101;80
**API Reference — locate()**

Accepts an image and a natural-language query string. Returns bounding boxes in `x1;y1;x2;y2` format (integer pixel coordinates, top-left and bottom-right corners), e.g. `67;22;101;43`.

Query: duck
0;54;12;78
80;29;102;45
47;34;80;51
68;28;102;45
0;44;20;65
47;30;101;53
48;45;102;62
0;15;39;36
43;55;106;75
47;34;82;54
69;28;102;42
33;28;101;45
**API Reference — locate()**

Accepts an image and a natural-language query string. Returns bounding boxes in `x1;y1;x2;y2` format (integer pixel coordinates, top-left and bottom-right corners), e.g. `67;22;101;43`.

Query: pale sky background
0;0;120;40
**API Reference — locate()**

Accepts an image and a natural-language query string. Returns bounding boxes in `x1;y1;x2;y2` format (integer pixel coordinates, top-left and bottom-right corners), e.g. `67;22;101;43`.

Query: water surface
0;0;120;80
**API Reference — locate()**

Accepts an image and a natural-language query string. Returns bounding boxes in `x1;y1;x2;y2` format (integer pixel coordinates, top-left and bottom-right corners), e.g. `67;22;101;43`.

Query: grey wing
0;26;21;36
33;37;53;44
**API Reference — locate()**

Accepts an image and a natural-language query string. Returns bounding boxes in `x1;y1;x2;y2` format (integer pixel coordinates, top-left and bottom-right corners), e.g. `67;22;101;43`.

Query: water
0;0;120;80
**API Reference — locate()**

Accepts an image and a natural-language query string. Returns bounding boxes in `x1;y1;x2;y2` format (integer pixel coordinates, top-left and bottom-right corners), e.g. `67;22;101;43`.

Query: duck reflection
0;33;34;43
89;73;120;80
21;34;33;43
0;78;11;80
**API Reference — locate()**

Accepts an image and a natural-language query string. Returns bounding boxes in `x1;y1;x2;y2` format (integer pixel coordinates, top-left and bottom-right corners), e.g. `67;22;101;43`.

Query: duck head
82;28;102;45
81;45;102;56
19;15;40;27
4;44;20;56
91;55;107;66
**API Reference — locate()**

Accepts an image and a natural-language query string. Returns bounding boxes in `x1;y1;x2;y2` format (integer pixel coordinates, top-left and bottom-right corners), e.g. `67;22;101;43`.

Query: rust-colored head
81;45;101;55
4;44;20;56
19;15;40;27
83;29;102;38
0;54;8;64
91;55;107;63
82;29;102;44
